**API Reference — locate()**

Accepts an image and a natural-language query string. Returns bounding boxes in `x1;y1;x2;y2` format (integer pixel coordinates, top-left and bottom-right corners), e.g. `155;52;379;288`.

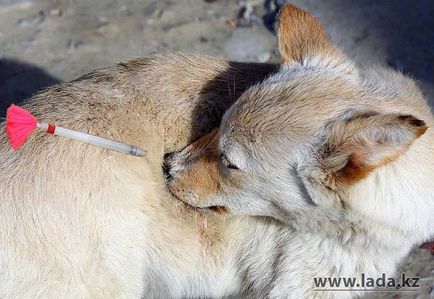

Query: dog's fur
0;53;284;298
166;4;434;298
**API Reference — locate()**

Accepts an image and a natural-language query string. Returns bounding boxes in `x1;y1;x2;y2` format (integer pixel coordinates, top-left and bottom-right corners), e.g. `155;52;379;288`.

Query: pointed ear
299;113;427;207
276;4;345;64
321;113;427;185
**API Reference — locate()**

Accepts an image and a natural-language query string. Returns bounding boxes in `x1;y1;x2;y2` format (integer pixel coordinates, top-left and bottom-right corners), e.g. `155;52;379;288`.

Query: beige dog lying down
1;4;433;299
0;52;279;297
166;4;434;299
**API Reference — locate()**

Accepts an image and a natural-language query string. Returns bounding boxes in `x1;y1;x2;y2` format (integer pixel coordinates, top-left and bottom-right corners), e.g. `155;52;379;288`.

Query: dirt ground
0;0;433;298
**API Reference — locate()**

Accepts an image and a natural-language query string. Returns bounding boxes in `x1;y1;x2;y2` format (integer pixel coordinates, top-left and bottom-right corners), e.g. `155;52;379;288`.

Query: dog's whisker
227;80;232;97
233;76;236;96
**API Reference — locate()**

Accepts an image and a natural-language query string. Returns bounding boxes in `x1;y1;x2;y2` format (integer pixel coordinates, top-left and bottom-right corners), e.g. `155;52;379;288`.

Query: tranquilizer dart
5;104;145;157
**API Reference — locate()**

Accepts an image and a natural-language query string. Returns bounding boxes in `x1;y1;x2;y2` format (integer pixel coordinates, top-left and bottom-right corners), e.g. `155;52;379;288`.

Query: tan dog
166;4;434;298
0;54;282;297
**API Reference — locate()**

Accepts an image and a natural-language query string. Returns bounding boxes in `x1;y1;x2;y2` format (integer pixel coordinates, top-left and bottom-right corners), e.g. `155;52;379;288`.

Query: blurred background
0;0;433;297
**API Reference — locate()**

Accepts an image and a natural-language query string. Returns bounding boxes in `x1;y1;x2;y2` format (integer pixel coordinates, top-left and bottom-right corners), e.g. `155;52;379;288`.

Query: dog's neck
269;204;413;284
296;131;433;244
275;142;434;280
346;136;434;245
233;204;412;297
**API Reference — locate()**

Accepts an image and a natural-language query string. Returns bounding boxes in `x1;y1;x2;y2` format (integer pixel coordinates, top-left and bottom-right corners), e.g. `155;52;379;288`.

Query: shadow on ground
265;0;434;88
332;0;432;83
0;59;60;117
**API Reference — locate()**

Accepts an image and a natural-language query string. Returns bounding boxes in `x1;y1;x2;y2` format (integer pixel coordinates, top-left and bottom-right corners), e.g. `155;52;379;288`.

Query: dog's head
166;5;432;236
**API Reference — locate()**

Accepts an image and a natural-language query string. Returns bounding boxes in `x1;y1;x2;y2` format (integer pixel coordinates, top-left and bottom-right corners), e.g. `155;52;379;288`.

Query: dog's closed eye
220;153;239;170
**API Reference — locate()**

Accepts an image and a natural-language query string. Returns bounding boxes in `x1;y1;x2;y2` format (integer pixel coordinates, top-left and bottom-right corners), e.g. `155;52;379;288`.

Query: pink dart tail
6;104;37;149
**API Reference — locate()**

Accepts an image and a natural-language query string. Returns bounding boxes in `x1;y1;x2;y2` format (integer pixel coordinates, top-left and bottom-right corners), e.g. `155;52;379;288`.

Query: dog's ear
276;4;345;65
322;113;427;185
300;113;427;206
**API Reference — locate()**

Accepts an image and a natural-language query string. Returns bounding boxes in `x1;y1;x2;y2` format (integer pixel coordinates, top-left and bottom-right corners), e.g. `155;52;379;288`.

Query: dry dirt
0;0;433;298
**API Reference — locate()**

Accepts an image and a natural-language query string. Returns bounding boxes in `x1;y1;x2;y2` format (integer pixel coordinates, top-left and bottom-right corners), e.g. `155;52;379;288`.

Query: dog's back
0;53;277;298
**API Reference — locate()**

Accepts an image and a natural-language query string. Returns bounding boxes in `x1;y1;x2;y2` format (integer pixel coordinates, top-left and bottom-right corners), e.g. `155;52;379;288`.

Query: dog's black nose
163;153;174;182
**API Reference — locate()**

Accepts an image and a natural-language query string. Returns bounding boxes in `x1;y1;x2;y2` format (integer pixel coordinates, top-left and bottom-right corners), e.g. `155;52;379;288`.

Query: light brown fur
0;54;279;298
166;4;434;298
277;4;348;70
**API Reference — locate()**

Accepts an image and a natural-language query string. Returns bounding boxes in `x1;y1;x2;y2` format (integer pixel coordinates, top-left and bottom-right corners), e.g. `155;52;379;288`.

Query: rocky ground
0;0;433;298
